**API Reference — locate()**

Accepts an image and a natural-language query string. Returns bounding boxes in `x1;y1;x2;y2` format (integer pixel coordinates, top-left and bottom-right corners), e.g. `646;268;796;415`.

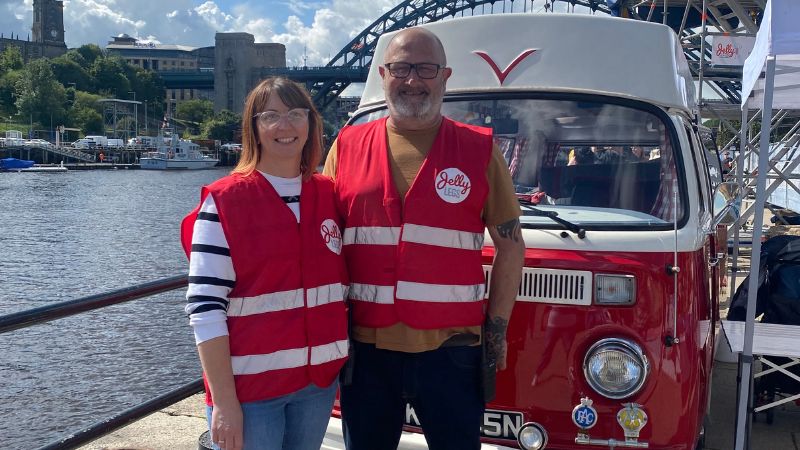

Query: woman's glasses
253;108;310;127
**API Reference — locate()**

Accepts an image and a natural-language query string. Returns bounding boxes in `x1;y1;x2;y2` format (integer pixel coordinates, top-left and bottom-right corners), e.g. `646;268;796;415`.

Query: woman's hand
211;400;243;450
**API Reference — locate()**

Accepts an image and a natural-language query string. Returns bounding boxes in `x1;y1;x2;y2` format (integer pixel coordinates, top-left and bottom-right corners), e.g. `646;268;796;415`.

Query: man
324;27;524;450
722;151;734;174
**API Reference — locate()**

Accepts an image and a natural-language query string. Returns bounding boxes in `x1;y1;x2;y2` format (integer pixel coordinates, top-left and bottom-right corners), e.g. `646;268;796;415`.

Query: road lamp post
128;91;138;138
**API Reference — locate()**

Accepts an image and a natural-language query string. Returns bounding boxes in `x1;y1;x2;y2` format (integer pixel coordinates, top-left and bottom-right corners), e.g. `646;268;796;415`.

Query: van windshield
352;97;684;228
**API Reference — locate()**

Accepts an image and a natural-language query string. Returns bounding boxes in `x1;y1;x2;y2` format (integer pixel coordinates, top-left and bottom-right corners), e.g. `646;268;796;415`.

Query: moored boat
0;157;35;170
139;129;219;170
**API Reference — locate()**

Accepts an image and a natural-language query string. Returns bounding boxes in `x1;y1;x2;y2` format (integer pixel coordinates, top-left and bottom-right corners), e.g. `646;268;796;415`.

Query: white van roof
360;14;696;113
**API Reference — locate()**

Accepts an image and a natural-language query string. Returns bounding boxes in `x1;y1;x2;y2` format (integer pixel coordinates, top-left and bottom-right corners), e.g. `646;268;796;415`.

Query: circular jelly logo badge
320;219;342;255
435;168;471;204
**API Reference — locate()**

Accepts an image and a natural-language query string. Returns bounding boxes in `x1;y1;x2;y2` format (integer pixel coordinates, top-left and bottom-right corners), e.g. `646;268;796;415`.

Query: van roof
360;14;696;112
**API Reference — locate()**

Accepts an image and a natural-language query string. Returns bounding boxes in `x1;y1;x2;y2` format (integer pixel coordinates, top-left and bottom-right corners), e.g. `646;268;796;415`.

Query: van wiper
518;198;586;239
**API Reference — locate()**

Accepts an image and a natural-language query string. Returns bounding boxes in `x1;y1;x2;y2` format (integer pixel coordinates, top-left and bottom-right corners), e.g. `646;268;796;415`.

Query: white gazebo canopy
732;1;800;449
741;0;800;109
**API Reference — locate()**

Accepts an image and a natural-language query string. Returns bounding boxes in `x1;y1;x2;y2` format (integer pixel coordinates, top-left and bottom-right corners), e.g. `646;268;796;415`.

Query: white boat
139;130;219;170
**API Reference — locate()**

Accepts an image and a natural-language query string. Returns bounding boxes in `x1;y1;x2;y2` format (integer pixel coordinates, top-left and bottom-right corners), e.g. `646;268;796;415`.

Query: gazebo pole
733;55;776;450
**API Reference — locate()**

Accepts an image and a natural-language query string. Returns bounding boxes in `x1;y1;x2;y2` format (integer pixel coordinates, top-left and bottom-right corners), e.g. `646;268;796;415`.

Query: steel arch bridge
306;0;611;108
161;0;761;113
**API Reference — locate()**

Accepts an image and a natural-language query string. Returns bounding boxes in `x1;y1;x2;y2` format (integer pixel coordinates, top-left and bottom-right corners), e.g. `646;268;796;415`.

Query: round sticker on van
435;168;471;204
320;219;342;254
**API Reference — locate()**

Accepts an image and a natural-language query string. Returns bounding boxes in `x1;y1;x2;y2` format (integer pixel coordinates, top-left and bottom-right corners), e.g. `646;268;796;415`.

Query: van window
352;96;684;229
685;125;709;216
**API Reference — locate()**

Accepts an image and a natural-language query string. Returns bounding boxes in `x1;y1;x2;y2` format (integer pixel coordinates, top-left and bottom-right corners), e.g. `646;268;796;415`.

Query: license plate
404;404;523;440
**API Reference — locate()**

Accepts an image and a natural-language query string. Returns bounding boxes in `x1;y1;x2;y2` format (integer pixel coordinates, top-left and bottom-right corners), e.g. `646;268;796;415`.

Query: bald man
324;27;524;450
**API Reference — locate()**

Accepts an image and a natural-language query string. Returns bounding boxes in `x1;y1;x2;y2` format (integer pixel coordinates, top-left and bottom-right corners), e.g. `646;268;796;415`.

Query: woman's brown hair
233;77;323;179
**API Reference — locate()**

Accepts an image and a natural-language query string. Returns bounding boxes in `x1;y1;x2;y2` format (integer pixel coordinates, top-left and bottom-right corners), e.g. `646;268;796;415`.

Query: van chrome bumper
575;434;649;448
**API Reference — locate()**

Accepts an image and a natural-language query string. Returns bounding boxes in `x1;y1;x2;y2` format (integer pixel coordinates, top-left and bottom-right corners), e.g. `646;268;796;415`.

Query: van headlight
583;338;648;399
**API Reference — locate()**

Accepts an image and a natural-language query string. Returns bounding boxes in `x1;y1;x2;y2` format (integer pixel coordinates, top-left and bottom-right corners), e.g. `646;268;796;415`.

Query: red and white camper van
347;13;726;450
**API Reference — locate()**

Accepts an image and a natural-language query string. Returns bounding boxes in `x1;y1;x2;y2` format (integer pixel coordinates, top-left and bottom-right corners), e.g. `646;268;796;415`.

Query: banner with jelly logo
710;35;755;66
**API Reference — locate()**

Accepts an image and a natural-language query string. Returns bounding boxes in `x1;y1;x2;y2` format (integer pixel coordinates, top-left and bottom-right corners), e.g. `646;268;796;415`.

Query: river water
0;168;229;448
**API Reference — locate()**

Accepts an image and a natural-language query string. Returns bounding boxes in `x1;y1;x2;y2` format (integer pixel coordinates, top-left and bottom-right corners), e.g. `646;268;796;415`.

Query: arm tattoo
495;218;521;242
485;315;509;361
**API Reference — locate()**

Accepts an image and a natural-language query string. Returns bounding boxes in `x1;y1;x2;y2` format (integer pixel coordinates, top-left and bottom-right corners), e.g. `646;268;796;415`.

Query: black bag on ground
728;235;800;399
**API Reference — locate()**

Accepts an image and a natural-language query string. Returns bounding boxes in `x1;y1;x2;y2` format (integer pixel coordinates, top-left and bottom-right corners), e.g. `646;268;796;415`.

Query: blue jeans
340;341;484;450
206;381;338;450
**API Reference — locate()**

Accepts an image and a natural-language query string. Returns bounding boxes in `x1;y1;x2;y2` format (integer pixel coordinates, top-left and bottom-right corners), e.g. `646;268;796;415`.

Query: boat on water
0;157;35;170
1;159;69;172
139;130;219;170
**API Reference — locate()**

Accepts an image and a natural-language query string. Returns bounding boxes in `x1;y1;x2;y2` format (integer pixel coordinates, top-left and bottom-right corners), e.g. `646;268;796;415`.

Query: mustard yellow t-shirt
323;119;520;352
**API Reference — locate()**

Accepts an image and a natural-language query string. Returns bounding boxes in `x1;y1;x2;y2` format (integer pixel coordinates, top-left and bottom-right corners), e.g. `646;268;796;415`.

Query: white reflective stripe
396;281;485;303
401;223;484;250
227;289;304;317
306;283;346;308
348;283;395;304
310;339;349;365
231;347;307;375
343;226;401;245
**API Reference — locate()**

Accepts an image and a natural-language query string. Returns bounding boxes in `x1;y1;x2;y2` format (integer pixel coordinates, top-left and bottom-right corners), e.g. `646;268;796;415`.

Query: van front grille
483;266;592;306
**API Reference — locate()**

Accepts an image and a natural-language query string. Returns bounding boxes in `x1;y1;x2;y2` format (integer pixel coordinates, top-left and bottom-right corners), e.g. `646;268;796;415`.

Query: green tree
72;107;103;134
76;44;103;68
50;55;91;91
14;59;67;126
62;90;102;132
177;99;214;134
0;70;22;115
0;46;23;74
91;56;131;96
202;109;241;141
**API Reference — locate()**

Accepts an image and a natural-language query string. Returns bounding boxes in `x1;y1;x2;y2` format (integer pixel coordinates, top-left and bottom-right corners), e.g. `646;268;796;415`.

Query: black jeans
340;341;484;450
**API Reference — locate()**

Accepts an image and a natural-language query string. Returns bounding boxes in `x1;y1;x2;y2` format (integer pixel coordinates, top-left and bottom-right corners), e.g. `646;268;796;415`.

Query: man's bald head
383;27;447;66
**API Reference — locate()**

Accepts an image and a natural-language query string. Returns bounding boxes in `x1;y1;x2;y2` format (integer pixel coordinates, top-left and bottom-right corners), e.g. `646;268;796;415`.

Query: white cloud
272;0;398;66
0;0;568;69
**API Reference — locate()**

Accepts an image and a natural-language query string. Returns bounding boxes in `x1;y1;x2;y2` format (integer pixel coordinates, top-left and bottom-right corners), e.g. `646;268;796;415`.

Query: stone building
215;33;286;113
106;34;215;104
0;0;67;62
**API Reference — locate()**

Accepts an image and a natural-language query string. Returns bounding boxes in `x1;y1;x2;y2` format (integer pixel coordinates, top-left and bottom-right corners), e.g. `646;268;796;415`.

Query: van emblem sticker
473;49;537;85
616;403;648;440
435;168;471;204
572;397;598;430
320;219;342;254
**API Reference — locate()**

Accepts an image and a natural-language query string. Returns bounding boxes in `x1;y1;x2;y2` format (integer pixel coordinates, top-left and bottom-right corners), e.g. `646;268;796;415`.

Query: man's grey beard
388;92;436;120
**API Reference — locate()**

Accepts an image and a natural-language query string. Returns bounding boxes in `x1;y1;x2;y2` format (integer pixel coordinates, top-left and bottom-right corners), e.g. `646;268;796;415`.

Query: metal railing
0;275;204;450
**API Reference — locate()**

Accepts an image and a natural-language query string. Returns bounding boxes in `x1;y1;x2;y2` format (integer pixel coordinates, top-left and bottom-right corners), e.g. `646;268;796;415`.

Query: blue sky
0;0;400;65
0;1;573;66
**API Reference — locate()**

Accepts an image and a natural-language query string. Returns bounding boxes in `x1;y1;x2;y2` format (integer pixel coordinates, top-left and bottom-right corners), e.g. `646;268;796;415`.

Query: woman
181;77;348;450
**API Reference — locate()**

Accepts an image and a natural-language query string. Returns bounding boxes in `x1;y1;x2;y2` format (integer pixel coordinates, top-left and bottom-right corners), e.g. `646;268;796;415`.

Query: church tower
32;0;65;45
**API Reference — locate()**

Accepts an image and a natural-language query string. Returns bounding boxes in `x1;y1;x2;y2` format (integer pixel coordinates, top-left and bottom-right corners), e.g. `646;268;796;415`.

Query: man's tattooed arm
486;216;525;371
485;315;509;367
495;218;521;242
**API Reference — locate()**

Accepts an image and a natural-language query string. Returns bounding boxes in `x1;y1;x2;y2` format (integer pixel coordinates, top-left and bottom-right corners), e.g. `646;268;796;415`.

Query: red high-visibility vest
335;117;492;329
181;173;348;404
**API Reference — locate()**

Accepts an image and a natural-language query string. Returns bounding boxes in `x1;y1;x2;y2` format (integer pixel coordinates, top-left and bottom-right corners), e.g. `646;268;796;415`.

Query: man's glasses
253;108;310;127
384;62;443;79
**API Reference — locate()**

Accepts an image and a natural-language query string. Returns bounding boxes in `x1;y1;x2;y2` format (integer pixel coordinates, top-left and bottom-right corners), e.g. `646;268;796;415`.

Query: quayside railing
0;275;203;450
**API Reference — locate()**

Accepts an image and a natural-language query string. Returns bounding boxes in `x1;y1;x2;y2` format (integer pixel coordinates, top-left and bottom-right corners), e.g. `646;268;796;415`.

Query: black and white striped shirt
185;172;302;344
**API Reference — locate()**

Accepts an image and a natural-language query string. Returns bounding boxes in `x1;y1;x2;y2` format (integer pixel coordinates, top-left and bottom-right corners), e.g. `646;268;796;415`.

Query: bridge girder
310;0;611;109
158;0;761;114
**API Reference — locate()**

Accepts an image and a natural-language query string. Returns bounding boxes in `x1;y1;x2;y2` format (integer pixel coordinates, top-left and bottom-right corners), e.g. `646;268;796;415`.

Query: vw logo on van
473;49;538;85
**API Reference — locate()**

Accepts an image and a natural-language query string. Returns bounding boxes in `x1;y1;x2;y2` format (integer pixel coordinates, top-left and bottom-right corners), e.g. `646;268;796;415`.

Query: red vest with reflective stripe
336;117;492;329
181;173;348;405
